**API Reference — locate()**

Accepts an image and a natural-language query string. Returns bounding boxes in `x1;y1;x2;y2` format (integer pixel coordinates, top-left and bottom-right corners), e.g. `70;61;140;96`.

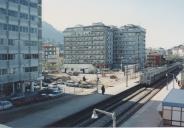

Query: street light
121;57;128;88
91;108;116;128
96;67;99;93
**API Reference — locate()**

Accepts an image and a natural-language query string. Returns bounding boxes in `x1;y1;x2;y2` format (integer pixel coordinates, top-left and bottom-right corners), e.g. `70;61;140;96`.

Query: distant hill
42;21;64;44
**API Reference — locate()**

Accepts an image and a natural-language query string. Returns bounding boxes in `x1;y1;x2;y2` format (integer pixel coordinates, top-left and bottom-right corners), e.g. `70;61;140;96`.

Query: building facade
146;48;166;67
64;23;113;73
171;45;184;57
113;25;146;70
146;52;162;67
42;43;61;73
0;0;42;97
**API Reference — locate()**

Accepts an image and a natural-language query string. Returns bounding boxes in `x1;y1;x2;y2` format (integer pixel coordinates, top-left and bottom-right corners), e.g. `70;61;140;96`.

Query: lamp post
96;67;99;93
121;57;128;87
91;108;116;128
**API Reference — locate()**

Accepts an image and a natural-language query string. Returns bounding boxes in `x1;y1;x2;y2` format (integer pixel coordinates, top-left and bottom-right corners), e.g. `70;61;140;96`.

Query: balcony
20;19;29;26
9;31;19;39
30;34;38;41
0;76;8;84
20;5;29;13
0;15;6;23
0;1;6;8
0;31;7;38
30;8;38;15
9;2;19;11
9;16;19;25
20;33;29;40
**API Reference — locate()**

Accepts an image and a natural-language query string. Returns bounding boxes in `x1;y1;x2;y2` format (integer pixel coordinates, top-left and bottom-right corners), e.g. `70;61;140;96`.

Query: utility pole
96;68;99;93
172;74;175;89
126;65;128;87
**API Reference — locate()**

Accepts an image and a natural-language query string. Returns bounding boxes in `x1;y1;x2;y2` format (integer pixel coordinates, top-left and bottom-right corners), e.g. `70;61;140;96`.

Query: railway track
48;68;181;127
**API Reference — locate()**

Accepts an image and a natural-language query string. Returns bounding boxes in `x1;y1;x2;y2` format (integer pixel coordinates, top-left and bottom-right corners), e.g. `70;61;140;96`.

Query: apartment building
64;23;113;73
113;25;146;70
0;0;42;97
146;48;166;67
146;52;163;67
42;43;61;73
171;45;184;57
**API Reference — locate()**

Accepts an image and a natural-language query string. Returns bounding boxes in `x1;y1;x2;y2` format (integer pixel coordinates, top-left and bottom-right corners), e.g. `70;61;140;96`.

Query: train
140;62;182;86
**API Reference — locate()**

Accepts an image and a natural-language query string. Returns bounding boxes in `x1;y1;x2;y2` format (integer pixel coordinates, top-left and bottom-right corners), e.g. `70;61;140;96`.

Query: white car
0;101;13;111
48;90;63;97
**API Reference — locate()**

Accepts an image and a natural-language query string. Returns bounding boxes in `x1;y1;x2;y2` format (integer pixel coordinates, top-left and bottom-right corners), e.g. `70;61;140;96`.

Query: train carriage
140;63;181;86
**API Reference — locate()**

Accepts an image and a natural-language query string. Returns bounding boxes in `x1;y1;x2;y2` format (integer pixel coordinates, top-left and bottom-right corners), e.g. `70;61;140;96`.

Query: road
0;94;78;123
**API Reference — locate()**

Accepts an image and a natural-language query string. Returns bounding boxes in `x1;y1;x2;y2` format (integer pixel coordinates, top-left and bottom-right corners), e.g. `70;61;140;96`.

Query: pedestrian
83;76;86;82
101;85;105;95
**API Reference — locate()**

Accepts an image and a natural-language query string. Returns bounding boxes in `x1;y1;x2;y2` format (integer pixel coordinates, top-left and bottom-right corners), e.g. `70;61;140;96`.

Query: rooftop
163;89;184;108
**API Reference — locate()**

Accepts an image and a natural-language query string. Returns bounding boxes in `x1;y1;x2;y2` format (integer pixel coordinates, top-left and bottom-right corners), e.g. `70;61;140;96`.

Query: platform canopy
163;89;184;108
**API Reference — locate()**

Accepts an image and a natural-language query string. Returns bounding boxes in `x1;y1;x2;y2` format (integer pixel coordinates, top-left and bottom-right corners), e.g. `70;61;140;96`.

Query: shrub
110;75;117;79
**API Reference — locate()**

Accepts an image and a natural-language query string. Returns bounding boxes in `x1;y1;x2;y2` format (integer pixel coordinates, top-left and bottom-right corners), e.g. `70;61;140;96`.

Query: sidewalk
105;77;139;95
122;73;181;127
5;74;139;127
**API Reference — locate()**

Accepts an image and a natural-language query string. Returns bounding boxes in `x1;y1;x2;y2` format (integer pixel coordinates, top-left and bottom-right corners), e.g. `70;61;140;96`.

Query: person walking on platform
101;85;105;95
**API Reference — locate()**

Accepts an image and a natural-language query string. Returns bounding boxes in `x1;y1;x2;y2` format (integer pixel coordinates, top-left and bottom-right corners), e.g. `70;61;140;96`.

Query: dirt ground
49;71;140;89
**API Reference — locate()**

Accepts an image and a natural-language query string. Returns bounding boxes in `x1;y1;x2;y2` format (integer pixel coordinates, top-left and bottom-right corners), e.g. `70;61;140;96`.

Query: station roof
163;89;184;108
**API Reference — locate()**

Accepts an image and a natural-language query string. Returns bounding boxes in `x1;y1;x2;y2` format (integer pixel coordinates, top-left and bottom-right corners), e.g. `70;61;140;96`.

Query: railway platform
5;77;139;127
121;73;181;127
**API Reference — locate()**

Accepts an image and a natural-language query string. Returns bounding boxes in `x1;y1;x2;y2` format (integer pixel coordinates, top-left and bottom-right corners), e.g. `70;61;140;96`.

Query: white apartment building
172;45;184;57
113;25;146;70
64;23;146;73
63;23;113;73
0;0;42;97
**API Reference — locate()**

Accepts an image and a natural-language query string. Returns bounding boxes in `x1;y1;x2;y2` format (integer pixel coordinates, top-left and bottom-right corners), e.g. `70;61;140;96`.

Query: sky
43;0;184;49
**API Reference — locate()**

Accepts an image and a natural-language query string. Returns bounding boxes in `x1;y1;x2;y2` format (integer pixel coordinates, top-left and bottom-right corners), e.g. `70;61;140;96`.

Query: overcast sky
43;0;184;49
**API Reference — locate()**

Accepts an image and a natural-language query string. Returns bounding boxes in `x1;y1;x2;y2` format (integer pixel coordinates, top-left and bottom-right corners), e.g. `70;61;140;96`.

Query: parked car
67;72;73;76
80;83;94;88
0;101;13;111
65;81;79;87
48;90;63;97
10;94;25;101
44;78;54;83
39;87;63;97
38;89;53;96
48;83;58;88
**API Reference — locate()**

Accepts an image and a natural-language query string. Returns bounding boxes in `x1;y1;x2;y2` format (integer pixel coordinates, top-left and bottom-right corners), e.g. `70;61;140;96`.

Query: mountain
42;21;64;44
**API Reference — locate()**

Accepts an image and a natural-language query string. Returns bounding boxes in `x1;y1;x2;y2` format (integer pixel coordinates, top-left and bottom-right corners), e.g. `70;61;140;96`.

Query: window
8;39;14;46
0;8;6;15
23;54;39;59
7;24;18;31
24;66;38;72
30;2;37;8
3;24;7;30
0;69;8;76
8;68;16;74
9;0;19;3
0;39;4;45
8;10;18;17
0;54;15;60
20;0;29;6
20;13;28;19
30;27;37;33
